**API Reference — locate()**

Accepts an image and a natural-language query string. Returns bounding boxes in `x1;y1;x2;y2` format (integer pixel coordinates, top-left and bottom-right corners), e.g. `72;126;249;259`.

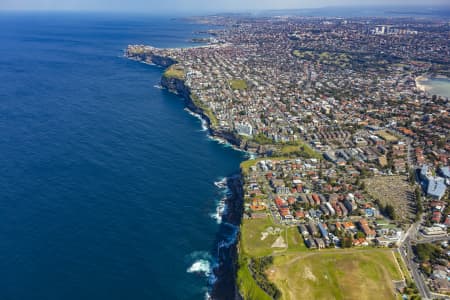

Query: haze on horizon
1;0;449;14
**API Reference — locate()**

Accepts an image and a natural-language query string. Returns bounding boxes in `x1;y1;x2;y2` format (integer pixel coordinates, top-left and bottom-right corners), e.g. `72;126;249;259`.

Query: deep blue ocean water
0;12;246;300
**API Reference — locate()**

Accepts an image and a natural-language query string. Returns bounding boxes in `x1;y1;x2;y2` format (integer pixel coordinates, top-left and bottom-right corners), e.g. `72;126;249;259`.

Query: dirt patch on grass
272;236;287;248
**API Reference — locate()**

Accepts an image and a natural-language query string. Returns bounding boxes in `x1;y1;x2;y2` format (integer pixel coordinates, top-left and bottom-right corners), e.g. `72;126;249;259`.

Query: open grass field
285;226;308;252
375;130;399;142
230;79;248;90
241;217;309;257
267;249;403;300
163;64;185;80
237;255;272;300
238;218;309;300
239;217;408;300
278;141;322;159
241;217;282;257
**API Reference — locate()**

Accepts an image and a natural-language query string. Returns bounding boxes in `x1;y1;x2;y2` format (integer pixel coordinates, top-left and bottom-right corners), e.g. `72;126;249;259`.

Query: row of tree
248;256;282;299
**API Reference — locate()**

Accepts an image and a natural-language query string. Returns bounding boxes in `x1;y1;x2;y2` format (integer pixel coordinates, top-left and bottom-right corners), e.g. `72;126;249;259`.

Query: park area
239;217;407;300
267;249;405;300
240;217;308;257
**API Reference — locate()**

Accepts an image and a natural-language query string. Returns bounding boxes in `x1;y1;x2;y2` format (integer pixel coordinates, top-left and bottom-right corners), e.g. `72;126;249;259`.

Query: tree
356;231;366;239
415;187;423;215
384;204;396;220
409;168;416;184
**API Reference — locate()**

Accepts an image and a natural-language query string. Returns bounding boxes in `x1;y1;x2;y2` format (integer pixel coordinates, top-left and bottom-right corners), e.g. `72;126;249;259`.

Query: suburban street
402;236;432;300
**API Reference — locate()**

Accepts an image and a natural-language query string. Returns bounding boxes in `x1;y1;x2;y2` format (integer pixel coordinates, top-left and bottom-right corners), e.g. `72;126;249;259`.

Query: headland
127;14;450;300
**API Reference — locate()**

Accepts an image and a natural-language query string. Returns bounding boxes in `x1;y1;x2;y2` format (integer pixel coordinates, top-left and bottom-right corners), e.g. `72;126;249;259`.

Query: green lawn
237;255;272;300
230;79;248;90
238;217;279;300
394;250;411;281
241;217;282;257
285;226;308;252
278;141;322;160
268;249;403;300
190;94;219;128
163;64;185;80
240;158;268;175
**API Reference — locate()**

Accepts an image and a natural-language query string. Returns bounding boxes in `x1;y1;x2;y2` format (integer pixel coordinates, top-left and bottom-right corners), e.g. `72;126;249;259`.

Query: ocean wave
207;135;228;145
247;152;257;160
187;251;218;285
213;177;227;189
139;60;156;66
187;224;240;295
210;198;227;224
184;108;208;131
187;259;212;275
207;135;258;159
153;84;164;89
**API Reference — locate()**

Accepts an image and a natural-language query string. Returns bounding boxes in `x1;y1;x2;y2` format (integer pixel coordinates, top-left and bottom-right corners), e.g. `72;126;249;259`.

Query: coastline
415;75;429;93
125;48;252;300
415;74;450;98
125;47;254;153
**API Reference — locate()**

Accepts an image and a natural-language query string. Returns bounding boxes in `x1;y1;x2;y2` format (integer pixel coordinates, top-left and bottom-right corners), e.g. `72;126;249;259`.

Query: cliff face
126;48;246;150
151;54;177;67
126;47;250;299
160;76;243;148
126;50;176;68
160;76;190;98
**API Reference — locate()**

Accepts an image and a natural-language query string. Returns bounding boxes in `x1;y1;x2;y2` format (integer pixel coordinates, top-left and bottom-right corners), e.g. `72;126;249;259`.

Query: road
398;214;449;300
401;235;432;300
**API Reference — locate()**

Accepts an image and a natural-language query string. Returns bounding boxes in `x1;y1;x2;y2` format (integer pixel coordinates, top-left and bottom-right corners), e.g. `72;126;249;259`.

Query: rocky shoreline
210;175;244;300
125;49;247;300
125;47;269;155
160;73;245;150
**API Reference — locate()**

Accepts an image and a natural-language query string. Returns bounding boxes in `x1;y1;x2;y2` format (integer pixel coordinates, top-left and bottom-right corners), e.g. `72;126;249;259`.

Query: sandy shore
415;75;431;93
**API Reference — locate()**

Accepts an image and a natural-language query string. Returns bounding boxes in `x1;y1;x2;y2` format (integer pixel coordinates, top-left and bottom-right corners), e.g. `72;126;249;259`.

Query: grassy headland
191;94;219;128
163;64;185;80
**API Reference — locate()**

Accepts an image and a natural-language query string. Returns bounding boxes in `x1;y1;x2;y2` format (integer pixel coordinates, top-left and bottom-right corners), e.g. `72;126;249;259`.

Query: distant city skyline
1;0;449;13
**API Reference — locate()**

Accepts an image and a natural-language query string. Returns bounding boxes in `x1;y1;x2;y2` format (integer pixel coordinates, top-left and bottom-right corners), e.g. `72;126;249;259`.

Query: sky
0;0;449;13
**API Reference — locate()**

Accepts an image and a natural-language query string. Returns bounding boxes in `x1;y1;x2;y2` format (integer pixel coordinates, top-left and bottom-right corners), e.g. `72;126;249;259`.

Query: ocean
0;12;246;300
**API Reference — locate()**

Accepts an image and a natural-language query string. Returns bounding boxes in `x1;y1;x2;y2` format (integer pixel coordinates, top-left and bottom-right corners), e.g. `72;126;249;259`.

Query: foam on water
184;108;208;131
187;251;218;286
187;259;212;275
218;222;239;250
213;177;227;189
208;135;258;160
204;291;212;300
210;198;227;224
139;60;156;66
211;177;230;224
1;14;248;300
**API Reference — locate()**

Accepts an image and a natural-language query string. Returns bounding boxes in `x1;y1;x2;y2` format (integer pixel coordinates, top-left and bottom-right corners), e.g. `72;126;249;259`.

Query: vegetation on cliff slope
191;94;219;128
163;64;185;80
